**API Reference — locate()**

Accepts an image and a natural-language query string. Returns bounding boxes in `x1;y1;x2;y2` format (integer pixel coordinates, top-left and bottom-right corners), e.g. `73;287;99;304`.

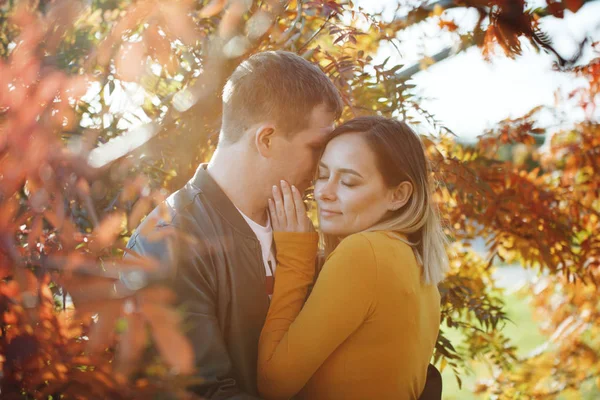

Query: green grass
438;289;600;399
441;291;547;399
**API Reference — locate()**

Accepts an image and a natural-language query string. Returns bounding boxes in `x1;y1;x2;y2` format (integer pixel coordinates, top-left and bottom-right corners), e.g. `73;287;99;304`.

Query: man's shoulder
127;181;218;249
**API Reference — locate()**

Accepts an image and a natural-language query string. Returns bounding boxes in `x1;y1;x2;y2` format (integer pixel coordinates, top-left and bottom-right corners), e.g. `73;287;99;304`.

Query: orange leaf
218;0;246;39
0;194;19;229
128;197;153;231
136;285;176;305
120;175;149;203
62;74;91;102
34;71;64;109
61;275;130;305
142;303;194;374
145;24;173;67
199;0;227;18
160;3;200;46
89;212;126;252
115;41;146;83
114;313;147;376
86;301;123;353
27;215;43;251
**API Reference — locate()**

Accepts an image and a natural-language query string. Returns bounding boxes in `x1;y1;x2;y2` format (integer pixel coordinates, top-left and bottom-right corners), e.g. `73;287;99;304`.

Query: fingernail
272;185;277;192
292;185;297;192
280;180;287;186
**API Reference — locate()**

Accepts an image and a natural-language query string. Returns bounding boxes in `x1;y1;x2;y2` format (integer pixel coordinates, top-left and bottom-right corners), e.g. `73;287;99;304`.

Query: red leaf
565;0;584;12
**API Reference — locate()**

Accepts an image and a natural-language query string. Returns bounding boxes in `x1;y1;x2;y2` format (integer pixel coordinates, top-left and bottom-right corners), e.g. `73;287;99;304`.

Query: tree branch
394;0;600;80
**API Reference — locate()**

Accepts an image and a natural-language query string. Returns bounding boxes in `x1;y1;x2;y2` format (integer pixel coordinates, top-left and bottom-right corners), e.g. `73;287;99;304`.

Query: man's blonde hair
221;51;343;144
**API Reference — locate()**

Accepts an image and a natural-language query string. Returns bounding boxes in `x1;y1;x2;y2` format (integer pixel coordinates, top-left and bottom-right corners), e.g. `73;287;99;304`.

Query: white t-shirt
236;208;276;279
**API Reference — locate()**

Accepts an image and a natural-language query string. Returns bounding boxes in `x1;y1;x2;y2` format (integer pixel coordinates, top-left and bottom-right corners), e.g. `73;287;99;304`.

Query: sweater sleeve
257;233;377;400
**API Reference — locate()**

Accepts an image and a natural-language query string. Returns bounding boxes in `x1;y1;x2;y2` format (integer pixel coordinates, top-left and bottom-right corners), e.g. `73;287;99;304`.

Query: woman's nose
316;181;337;202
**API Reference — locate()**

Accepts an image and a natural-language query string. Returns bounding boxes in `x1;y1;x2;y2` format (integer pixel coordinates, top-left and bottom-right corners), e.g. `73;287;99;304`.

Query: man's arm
126;222;261;400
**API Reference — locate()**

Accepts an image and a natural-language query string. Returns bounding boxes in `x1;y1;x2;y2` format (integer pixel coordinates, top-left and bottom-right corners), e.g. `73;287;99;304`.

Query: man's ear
254;124;276;157
388;181;413;211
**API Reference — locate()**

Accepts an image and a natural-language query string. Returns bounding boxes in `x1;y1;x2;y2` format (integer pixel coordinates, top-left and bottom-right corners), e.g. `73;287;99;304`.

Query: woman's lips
320;209;342;218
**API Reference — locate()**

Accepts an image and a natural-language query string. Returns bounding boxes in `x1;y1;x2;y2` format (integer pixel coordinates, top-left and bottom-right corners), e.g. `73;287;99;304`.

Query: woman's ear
255;124;276;157
388;181;413;211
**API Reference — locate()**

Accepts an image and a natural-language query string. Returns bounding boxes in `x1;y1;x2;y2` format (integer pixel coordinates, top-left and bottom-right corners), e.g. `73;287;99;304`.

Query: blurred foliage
0;0;599;398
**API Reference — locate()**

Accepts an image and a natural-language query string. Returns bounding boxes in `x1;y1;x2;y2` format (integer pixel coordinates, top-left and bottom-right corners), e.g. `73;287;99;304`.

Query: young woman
257;116;448;400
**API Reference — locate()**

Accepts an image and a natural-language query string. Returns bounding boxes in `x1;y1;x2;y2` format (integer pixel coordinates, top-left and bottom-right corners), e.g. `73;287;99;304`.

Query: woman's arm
257;233;377;400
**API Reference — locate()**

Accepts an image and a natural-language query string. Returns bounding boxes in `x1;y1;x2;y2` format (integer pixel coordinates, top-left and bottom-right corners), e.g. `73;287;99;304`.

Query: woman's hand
269;180;315;233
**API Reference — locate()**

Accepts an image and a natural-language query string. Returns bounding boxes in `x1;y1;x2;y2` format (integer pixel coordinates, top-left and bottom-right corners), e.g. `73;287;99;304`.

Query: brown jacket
126;165;268;399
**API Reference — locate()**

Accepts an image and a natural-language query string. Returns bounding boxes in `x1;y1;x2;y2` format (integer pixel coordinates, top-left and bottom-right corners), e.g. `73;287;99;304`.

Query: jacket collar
190;164;257;239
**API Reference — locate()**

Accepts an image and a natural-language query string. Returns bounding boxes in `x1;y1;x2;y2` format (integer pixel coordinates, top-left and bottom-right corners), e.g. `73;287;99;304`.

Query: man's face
272;104;336;192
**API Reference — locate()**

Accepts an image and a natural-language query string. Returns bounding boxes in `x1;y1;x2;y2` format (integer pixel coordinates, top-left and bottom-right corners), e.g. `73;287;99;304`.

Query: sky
354;0;600;140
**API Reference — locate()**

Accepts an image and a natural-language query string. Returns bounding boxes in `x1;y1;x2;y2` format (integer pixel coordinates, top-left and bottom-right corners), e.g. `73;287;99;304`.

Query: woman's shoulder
335;231;415;263
335;232;377;252
338;231;411;249
325;233;377;265
331;231;401;258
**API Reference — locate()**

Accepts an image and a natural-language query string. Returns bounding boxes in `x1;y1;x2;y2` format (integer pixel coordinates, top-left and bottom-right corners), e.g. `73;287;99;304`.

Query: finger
272;185;286;228
292;185;308;231
268;198;279;231
280;181;296;228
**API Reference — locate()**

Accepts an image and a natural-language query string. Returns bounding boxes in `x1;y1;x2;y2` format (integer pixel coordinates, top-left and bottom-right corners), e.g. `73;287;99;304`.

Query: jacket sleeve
126;222;261;400
257;233;376;400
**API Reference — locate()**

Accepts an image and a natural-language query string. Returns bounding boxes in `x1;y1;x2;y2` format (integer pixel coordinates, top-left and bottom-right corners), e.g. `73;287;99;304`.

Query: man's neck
207;147;268;226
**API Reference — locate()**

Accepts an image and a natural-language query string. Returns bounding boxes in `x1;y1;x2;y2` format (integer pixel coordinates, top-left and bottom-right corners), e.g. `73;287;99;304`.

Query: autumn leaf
160;2;200;46
128;197;153;231
114;312;147;376
565;0;584;12
199;0;227;18
115;41;146;83
89;212;126;252
86;300;123;353
142;302;194;374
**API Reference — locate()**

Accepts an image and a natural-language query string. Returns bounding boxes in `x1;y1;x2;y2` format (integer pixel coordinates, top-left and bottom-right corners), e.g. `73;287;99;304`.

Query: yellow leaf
440;357;447;372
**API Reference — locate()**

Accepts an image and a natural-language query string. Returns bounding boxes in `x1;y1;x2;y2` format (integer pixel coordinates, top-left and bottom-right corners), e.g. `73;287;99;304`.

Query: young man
126;51;342;398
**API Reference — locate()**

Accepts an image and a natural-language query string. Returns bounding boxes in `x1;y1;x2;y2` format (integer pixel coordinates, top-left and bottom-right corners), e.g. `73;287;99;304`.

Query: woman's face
315;133;402;236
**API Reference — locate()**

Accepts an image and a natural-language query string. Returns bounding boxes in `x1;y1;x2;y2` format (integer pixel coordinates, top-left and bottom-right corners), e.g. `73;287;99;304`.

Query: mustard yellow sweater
257;231;440;400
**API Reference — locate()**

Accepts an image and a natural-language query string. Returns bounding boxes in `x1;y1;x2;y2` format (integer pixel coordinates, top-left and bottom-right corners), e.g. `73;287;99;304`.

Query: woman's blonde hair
321;116;448;286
